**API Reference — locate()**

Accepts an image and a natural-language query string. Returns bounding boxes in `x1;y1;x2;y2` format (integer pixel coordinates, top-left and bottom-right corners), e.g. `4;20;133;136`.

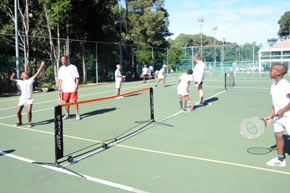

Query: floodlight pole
222;38;226;74
197;17;204;58
15;0;20;78
212;26;217;72
252;42;256;76
118;0;123;72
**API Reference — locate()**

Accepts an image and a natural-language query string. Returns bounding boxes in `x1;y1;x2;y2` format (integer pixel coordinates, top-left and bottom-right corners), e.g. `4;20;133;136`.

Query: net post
150;87;154;121
224;73;227;90
54;105;63;161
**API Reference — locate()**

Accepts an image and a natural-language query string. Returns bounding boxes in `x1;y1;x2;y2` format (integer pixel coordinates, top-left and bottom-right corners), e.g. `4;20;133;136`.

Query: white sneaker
116;96;123;99
76;115;81;120
195;102;204;107
266;157;286;167
62;114;69;120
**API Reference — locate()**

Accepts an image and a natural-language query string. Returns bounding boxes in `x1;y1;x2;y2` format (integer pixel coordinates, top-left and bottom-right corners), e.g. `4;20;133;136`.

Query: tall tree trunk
56;12;60;73
80;41;87;84
43;4;58;86
18;0;30;71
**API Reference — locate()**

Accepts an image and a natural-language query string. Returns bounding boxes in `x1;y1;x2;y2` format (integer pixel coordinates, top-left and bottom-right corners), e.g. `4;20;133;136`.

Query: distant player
10;61;45;127
140;64;149;83
58;56;80;120
193;54;205;106
155;65;167;87
148;65;153;78
265;64;290;167
178;69;193;111
115;64;126;96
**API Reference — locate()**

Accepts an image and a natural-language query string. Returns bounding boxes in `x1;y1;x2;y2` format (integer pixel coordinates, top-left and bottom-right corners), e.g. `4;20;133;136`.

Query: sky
164;0;290;44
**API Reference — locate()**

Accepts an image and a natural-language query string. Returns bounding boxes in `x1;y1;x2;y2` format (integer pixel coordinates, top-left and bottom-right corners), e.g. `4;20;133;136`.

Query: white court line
0;107;53;120
0;79;177;112
0;151;149;193
0;90;227;192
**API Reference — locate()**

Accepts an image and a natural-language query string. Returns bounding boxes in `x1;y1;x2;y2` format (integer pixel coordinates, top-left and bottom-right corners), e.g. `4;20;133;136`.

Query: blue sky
164;0;290;44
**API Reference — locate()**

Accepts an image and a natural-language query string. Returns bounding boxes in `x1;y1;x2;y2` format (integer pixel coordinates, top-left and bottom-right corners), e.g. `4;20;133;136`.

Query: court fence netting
34;87;154;176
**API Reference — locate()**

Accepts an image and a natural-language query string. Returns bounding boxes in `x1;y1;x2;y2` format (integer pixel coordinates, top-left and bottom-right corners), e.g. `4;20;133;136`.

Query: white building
259;39;290;75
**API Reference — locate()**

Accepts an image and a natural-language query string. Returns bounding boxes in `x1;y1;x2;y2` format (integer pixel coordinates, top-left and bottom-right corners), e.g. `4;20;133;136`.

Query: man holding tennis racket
58;56;80;120
265;64;290;167
178;69;193;112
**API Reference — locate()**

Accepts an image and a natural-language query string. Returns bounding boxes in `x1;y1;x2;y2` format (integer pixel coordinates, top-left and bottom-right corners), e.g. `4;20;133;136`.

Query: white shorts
18;98;34;106
158;74;165;79
177;86;188;96
273;116;290;134
116;81;121;89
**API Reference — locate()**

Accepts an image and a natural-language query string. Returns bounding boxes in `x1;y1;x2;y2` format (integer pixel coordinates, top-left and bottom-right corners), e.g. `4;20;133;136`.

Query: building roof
271;38;290;49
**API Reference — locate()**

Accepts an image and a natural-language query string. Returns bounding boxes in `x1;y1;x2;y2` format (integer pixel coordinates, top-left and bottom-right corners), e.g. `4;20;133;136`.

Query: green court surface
1;73;290;193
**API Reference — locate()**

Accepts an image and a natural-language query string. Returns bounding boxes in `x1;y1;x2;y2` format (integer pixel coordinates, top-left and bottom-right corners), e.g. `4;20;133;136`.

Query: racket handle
57;94;62;105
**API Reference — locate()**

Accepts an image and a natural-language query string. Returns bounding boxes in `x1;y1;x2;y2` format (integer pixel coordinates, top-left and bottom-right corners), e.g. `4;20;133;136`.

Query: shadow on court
247;135;290;155
80;108;116;119
270;135;290;156
124;93;141;98
33;108;117;125
33;119;54;126
0;149;15;156
163;84;176;88
194;97;219;110
135;120;174;127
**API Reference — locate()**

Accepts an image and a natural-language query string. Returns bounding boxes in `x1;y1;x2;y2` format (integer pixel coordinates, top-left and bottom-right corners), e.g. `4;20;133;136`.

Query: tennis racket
57;93;62;105
240;117;272;139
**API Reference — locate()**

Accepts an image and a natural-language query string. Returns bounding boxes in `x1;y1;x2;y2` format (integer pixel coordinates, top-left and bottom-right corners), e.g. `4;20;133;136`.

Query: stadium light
118;0;123;72
14;0;20;78
252;41;256;72
197;17;204;57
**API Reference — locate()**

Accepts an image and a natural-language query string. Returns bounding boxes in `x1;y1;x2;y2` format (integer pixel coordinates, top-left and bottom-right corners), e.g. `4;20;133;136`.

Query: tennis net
54;87;154;164
224;72;235;89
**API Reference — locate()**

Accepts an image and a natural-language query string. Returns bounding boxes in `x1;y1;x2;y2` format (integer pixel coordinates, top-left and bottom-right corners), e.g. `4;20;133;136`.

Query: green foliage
126;0;170;47
278;11;290;39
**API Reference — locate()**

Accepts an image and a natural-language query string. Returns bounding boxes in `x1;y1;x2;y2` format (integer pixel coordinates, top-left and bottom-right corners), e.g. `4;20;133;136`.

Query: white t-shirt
178;74;193;89
158;68;165;75
193;61;205;83
17;77;34;99
115;69;122;82
271;79;290;116
142;67;148;75
58;64;79;93
148;66;153;73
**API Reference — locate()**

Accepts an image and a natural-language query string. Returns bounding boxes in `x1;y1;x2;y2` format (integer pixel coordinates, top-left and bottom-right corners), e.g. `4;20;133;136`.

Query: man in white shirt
193;54;205;106
58;56;80;120
178;69;193;111
155;65;167;87
10;61;45;127
115;64;125;96
140;64;149;83
265;64;290;167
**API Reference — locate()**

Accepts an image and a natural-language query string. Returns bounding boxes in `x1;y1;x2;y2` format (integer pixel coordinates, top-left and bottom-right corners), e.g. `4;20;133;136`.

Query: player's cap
162;65;167;68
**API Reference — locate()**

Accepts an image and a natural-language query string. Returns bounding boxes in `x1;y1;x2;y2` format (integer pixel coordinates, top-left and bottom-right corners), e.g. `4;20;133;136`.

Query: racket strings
240;118;266;139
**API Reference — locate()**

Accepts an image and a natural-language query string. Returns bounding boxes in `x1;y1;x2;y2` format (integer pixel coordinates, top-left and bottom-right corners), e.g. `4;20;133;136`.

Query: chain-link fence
0;33;168;94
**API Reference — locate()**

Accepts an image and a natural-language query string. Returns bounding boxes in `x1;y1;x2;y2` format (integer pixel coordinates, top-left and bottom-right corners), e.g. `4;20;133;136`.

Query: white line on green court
0;151;149;193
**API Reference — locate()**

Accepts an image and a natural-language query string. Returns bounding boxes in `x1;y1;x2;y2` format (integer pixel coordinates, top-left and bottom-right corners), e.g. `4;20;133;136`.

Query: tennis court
1;73;290;193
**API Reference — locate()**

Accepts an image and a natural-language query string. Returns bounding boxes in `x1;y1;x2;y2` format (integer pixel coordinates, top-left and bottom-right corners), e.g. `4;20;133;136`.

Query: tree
278;11;290;39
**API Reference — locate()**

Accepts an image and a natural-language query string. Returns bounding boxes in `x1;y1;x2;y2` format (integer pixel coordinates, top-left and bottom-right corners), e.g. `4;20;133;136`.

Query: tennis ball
29;13;33;18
